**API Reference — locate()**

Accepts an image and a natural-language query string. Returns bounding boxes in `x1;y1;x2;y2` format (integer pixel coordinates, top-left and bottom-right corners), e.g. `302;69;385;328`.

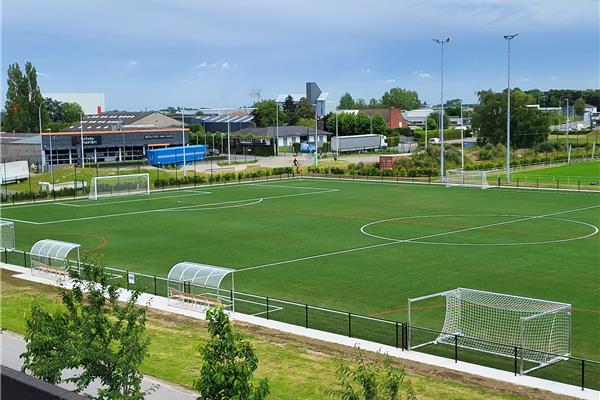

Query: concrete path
1;329;196;400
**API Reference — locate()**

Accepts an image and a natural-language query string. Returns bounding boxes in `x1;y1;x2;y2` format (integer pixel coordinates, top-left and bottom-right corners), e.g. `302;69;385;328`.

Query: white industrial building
43;93;105;115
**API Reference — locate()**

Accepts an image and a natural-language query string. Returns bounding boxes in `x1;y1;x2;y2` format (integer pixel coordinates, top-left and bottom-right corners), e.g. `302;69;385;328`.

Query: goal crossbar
446;169;493;189
89;173;150;200
408;288;571;374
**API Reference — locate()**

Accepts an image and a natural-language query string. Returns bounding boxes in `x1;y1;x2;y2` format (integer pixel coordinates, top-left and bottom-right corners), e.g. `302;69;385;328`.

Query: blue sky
2;0;598;110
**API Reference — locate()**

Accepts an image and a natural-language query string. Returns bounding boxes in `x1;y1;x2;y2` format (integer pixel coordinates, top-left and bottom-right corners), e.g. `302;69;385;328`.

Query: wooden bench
32;261;68;277
169;289;220;308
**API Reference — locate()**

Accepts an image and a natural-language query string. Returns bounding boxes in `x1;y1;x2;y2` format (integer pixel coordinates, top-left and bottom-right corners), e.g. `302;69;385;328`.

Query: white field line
55;191;212;208
2;188;338;225
237;204;600;273
249;183;339;191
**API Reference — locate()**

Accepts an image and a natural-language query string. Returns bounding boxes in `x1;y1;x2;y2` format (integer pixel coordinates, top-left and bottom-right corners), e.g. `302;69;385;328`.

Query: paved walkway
1;263;596;400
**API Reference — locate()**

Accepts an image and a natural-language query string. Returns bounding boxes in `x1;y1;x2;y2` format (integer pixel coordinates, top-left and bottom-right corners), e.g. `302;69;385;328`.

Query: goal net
89;173;150;200
0;220;15;251
446;169;491;189
408;288;571;374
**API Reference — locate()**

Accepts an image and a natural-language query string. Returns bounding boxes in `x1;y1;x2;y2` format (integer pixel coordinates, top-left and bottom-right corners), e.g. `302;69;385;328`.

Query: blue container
147;145;206;166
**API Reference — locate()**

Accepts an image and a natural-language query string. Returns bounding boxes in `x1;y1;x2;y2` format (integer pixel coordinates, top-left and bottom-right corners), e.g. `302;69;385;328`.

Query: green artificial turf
2;177;599;370
511;160;600;180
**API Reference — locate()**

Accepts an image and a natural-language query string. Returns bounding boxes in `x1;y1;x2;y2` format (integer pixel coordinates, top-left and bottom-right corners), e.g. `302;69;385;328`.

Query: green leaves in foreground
21;256;154;400
325;347;417;400
195;304;269;400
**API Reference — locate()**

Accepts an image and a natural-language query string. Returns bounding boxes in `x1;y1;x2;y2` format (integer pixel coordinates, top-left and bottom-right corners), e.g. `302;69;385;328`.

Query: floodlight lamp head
504;33;519;40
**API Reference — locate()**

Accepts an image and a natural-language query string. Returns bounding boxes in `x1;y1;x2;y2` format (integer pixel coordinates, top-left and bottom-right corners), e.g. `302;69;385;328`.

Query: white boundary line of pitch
237;204;600;273
2;263;597;400
1;187;339;225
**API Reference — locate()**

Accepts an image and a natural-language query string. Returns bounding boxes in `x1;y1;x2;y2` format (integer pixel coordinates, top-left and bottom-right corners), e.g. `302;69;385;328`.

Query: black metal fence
2;248;599;391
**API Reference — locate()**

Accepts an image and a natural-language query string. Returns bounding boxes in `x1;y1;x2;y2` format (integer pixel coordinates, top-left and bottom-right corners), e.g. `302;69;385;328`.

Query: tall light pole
80;112;85;167
38;100;48;172
227;114;231;164
504;33;518;183
180;109;186;176
459;100;464;169
335;110;339;157
433;37;450;182
275;103;279;156
559;97;570;149
314;104;318;165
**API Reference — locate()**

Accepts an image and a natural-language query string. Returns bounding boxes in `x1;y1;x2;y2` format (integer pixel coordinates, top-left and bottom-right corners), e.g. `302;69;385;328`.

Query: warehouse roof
197;115;253;124
60;111;180;132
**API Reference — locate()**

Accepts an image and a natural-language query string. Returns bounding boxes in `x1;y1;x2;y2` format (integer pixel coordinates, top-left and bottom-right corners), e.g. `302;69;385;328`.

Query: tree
355;98;368;109
60;102;84;123
296;97;315;120
298;117;314;128
338;92;356;109
338;112;356;135
429;111;449;131
251;99;281;128
381;88;420;111
368;98;383;108
574;97;586;116
355;113;371;134
282;95;297;124
325;347;416;400
426;116;437;131
195;304;269;400
370;113;388;135
472;89;550;148
3;63;33;132
22;257;153;400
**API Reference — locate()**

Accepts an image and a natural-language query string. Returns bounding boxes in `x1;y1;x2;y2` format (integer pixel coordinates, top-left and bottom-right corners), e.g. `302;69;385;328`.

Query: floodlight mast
504;33;518;183
433;37;451;182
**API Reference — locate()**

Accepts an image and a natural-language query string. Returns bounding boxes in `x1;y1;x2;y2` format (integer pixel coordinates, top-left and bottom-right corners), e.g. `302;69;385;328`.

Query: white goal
0;220;15;251
408;288;571;374
446;169;491;189
89;173;150;200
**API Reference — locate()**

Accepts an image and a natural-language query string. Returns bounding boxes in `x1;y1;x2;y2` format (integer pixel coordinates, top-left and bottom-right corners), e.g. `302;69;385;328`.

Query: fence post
266;297;270;320
517;178;519;188
4;248;7;263
536;179;539;189
454;335;458;363
514;347;518;375
305;304;309;328
126;270;130;289
578;181;581;191
581;360;585;391
348;313;352;337
154;275;157;295
395;322;400;348
557;180;559;190
23;250;27;267
497;176;501;187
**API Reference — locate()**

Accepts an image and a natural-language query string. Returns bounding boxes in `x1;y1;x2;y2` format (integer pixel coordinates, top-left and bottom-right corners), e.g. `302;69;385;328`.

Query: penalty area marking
3;188;338;225
360;214;599;246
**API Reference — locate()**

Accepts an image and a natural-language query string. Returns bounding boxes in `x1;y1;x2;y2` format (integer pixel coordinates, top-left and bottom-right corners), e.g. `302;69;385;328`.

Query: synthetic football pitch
2;178;599;361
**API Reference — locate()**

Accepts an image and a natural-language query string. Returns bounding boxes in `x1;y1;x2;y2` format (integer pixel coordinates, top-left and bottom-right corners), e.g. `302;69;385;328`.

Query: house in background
276;82;331;117
356;108;409;129
401;107;435;127
235;125;330;148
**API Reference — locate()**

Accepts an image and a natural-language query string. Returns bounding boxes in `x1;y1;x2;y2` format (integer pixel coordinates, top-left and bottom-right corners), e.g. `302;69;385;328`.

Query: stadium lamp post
313;103;319;165
275;103;279;156
433;37;450;182
79;112;85;168
559;97;570;148
335;110;339;157
180;109;187;176
459;100;464;169
38;99;49;173
503;33;518;183
227;115;232;164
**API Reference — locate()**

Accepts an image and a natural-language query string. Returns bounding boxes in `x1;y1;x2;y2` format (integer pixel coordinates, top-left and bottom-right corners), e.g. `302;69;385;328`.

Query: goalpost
89;173;150;200
446;169;491;189
408;288;571;374
0;220;15;251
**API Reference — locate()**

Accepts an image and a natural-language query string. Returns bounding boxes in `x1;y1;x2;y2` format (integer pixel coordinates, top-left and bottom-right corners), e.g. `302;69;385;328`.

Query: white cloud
382;78;396;83
36;71;49;77
129;60;138;65
197;61;237;70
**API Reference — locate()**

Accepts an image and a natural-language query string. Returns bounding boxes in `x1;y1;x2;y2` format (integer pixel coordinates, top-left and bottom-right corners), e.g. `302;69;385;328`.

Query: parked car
207;148;220;156
429;138;441;144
